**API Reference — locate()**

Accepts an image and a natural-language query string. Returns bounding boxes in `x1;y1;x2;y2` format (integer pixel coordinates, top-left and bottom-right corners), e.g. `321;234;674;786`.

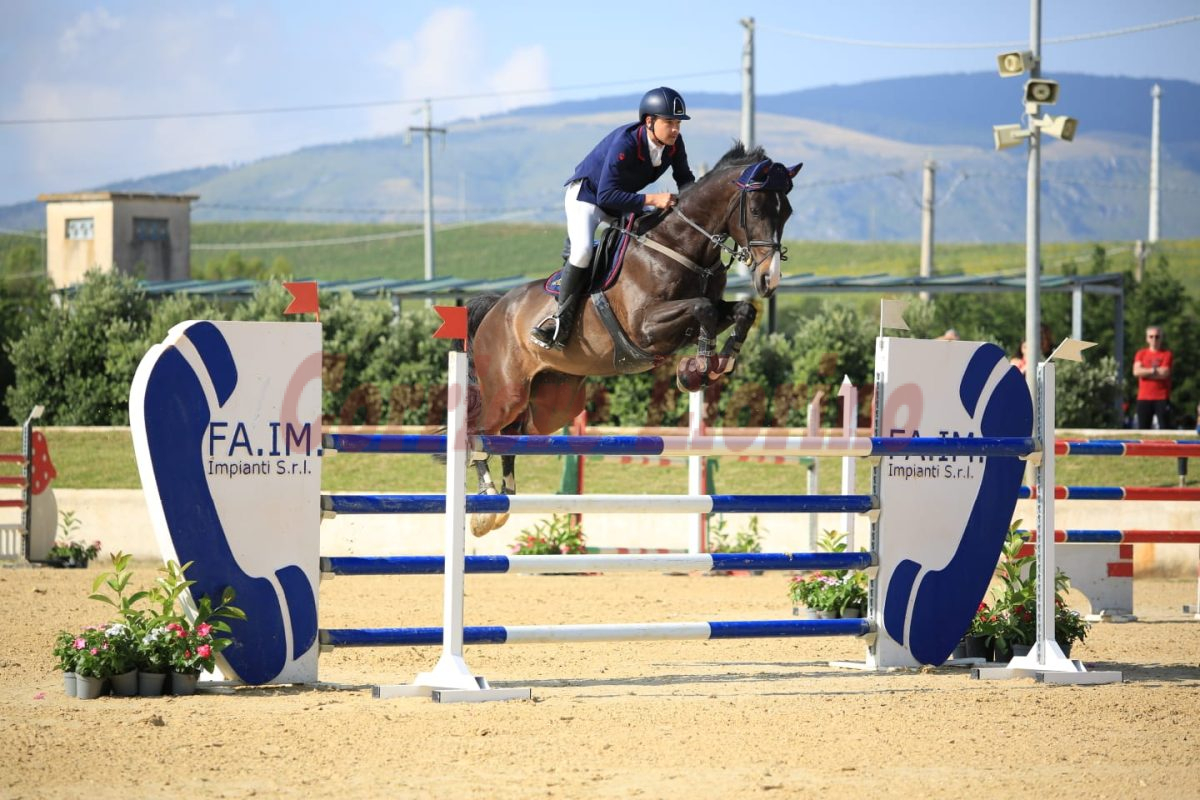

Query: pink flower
196;623;212;637
184;649;192;659
89;647;98;655
197;644;212;658
74;638;86;649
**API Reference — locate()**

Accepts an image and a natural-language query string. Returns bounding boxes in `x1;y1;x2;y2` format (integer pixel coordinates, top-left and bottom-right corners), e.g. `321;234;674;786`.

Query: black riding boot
531;263;589;350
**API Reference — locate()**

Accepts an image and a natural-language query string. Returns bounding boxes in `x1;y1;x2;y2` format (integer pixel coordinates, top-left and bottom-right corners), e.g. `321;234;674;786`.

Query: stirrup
531;315;563;350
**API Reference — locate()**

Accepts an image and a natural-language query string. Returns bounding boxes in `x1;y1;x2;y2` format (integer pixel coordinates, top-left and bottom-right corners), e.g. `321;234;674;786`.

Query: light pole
992;0;1078;401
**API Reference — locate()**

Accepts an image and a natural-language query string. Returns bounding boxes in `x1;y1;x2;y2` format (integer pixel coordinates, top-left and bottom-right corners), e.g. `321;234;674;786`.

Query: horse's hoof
493;512;510;530
470;514;495;537
676;357;706;392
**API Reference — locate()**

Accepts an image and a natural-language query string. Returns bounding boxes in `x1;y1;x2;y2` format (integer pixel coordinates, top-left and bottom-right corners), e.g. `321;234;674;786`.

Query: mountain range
3;72;1197;243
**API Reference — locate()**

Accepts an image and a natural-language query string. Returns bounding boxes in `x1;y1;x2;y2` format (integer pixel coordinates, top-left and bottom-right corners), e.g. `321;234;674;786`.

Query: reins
612;163;792;288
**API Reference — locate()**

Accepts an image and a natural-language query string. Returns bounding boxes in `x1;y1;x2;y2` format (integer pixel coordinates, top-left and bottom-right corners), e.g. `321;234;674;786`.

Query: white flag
880;299;910;331
1048;339;1097;362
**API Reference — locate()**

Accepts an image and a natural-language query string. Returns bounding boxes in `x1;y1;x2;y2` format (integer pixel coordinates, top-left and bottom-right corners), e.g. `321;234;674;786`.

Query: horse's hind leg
470;457;502;538
469;437;519;537
491;454;518;531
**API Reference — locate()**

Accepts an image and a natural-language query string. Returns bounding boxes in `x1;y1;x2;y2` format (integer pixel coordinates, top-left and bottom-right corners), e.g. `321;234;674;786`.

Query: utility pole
919;159;936;302
1024;0;1043;405
740;17;755;149
1147;83;1163;260
409;99;446;283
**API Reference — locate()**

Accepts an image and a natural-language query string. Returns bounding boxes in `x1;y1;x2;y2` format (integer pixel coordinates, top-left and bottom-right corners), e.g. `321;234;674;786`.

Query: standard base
971;640;1122;685
1084;611;1138;623
972;665;1123;685
373;681;531;703
373;655;531;703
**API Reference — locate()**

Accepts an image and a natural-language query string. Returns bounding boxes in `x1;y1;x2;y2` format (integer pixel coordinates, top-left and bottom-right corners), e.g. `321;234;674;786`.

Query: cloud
59;7;123;57
370;7;551;133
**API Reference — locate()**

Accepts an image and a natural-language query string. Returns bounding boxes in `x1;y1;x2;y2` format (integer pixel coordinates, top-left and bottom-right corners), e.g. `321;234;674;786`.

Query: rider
531;86;697;350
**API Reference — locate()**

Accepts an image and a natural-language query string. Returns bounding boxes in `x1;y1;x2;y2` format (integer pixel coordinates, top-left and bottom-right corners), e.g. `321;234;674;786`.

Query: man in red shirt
1132;325;1173;429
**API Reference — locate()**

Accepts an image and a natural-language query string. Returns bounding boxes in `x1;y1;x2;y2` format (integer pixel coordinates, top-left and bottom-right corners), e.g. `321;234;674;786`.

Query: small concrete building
38;192;197;288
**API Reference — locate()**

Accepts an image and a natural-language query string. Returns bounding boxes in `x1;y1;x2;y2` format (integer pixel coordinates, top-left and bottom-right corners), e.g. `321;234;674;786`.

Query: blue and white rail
323;433;1037;459
321;551;876;576
320;493;875;516
320;618;875;648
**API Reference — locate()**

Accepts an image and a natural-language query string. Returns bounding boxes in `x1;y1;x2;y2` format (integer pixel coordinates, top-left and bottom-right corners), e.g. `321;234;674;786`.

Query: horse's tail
460;293;502;352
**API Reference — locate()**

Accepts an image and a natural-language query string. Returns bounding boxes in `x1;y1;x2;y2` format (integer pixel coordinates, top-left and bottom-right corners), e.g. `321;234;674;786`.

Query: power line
761;14;1200;50
0;69;738;127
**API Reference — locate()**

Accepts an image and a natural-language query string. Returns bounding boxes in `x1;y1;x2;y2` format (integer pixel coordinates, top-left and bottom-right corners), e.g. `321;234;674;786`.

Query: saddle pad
542;216;635;296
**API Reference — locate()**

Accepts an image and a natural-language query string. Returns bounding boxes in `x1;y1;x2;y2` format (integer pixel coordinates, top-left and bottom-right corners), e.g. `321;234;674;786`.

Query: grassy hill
6;224;1199;297
186;222;1200;297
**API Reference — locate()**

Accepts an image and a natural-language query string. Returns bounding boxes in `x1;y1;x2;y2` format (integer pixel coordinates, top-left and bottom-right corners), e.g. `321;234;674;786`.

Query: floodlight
1037;114;1079;142
992;124;1030;151
997;50;1034;77
1023;79;1059;106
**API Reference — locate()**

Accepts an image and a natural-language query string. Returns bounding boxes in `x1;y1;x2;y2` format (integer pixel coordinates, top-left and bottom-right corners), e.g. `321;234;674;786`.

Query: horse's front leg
712;298;757;375
630;297;721;392
667;298;754;391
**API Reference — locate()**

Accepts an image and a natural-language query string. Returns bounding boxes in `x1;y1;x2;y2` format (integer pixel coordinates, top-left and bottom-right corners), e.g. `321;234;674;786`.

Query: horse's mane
680;141;769;196
639;141;768;233
710;142;769;173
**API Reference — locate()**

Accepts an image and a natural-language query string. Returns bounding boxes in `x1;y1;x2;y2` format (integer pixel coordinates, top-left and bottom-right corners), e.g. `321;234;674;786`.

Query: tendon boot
531;263;590;350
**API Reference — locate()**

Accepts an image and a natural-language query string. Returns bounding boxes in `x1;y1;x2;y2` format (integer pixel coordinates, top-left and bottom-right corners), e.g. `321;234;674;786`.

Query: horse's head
729;159;802;298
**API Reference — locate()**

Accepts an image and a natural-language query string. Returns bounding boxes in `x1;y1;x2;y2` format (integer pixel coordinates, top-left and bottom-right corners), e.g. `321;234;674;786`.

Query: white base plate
373;683;531;703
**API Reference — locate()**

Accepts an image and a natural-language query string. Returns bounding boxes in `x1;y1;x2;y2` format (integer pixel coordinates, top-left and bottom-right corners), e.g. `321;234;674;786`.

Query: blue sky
1;1;1197;207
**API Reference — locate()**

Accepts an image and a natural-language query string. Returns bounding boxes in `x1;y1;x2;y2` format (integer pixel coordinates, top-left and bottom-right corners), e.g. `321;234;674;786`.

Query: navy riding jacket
565;122;695;214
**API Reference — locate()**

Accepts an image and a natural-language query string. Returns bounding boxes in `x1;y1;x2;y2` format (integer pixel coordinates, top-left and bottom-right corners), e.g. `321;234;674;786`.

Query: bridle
622;159;800;284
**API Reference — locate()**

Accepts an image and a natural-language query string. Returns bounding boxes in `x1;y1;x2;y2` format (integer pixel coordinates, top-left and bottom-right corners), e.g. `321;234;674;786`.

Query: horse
462;143;800;536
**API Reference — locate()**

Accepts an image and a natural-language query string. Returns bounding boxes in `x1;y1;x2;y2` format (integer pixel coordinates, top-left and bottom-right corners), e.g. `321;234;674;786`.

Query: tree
5;271;150;425
0;244;52;424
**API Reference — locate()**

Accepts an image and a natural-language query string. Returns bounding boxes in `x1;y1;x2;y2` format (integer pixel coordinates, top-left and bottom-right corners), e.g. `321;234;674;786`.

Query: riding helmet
639;87;690;121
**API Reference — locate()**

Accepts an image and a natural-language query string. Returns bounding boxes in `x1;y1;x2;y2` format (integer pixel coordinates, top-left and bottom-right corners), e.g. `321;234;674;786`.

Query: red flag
432;306;468;340
283;282;320;320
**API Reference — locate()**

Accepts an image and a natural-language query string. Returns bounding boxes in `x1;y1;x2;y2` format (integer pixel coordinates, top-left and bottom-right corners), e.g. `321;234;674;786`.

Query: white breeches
564;180;614;269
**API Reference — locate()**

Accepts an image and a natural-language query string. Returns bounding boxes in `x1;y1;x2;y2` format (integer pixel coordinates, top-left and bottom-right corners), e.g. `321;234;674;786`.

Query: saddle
541;213;646;297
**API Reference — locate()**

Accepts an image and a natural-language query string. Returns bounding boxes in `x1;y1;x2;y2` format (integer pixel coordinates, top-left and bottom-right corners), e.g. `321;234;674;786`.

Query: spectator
938;329;959;341
1010;341;1029;375
1132;325;1173;429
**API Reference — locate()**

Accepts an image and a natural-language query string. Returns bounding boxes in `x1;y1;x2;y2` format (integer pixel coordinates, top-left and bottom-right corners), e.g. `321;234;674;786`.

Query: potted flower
787;531;866;618
1054;598;1090;657
981;524;1090;661
136;625;176;695
103;623;140;696
788;572;825;616
162;577;245;695
52;630;80;696
163;594;243;695
72;626;114;699
511;515;587;556
833;570;868;617
47;511;99;567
